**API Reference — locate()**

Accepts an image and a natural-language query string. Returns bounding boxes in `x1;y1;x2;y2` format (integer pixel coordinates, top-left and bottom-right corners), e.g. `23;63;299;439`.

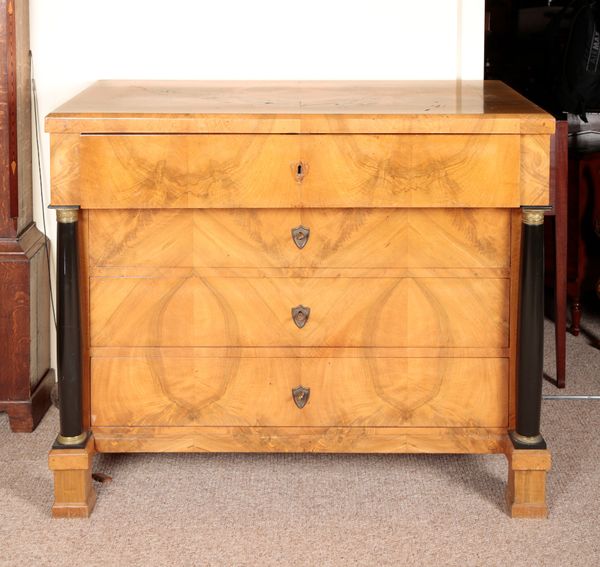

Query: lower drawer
90;356;508;428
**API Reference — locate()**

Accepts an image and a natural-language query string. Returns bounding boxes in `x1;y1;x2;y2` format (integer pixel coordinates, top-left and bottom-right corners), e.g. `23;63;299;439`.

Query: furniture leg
48;434;96;518
48;206;94;517
567;156;588;336
508;208;550;517
553;121;568;387
1;368;55;432
571;297;582;336
505;443;551;518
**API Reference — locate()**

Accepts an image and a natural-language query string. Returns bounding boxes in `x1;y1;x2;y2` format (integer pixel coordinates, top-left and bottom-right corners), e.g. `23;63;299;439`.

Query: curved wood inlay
90;356;508;428
89;276;509;348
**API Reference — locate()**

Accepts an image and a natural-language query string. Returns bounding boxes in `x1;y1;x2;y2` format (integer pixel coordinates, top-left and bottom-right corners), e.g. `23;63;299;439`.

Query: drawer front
89;208;511;270
90;356;508;428
80;134;520;209
90;276;509;348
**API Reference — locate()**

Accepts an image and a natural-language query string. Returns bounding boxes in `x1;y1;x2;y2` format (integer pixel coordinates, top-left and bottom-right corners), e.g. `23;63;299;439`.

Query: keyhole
293;161;307;182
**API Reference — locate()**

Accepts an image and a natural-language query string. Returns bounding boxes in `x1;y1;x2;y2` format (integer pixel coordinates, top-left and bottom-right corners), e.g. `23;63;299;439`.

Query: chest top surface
46;80;554;135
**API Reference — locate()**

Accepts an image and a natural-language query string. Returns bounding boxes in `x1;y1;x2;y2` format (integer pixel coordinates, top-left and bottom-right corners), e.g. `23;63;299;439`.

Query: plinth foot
48;434;96;518
505;442;551;519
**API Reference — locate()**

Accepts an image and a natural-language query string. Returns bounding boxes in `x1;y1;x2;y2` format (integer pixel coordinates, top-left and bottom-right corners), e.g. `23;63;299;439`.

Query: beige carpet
1;306;599;567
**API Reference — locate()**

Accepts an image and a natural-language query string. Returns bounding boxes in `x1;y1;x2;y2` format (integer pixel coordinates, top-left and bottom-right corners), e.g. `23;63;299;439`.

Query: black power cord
30;51;57;331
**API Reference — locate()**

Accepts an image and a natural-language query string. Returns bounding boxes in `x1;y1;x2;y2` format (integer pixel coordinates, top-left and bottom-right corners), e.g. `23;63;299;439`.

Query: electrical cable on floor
543;395;600;400
30;51;57;330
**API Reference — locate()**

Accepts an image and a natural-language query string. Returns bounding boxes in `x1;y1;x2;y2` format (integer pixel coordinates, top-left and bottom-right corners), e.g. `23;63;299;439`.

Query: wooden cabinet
0;0;54;431
46;80;554;518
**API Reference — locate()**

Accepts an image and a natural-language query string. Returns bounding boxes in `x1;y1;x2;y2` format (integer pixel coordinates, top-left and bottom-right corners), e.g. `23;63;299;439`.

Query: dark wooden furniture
567;149;600;335
0;0;53;431
484;1;572;388
544;120;568;388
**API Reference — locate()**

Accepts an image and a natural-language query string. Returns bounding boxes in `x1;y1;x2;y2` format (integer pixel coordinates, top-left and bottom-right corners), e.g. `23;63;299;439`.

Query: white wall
29;0;484;367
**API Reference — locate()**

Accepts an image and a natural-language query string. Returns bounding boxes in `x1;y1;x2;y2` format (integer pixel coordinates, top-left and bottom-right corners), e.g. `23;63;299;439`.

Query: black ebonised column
510;208;547;450
54;207;86;447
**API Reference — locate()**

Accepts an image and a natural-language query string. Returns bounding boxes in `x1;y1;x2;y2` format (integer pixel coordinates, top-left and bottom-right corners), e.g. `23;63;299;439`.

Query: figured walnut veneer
47;80;553;518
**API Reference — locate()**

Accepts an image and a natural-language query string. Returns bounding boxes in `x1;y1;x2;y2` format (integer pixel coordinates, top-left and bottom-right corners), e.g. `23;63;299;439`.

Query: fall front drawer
89;276;509;348
90;356;508;428
79;134;520;208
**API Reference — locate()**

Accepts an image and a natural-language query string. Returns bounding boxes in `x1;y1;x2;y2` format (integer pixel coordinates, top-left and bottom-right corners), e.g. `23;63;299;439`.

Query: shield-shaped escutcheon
292;385;310;409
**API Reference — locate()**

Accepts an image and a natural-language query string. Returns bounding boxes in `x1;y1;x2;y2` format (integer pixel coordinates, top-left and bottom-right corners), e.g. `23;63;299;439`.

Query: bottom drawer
91;356;508;428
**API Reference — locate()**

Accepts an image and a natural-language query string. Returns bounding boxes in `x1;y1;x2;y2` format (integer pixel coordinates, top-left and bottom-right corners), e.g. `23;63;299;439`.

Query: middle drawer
90;276;509;348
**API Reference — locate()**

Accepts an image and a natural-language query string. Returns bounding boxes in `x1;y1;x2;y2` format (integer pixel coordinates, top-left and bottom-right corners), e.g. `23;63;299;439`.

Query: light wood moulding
89;276;509;348
44;80;555;135
92;426;508;454
88;208;511;270
90;346;510;359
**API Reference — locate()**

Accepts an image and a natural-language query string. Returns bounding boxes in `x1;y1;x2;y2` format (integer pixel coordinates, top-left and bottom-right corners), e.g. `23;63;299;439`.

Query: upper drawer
88;208;511;270
78;134;521;209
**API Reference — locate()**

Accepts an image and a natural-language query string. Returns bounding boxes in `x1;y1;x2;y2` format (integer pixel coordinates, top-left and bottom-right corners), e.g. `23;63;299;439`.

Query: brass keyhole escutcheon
291;226;310;249
292;385;310;409
291;305;310;328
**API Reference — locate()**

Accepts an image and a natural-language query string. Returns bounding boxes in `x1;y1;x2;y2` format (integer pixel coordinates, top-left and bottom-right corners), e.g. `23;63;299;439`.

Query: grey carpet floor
1;307;599;567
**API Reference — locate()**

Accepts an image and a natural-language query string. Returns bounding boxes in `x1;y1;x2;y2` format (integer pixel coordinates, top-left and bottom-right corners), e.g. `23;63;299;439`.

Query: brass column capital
522;209;545;226
55;207;79;224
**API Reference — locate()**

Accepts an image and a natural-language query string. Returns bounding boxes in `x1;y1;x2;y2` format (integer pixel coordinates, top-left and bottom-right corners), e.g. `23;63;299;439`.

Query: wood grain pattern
90;356;507;428
92;426;508;454
520;135;550;206
13;0;33;233
45;80;554;135
49;133;80;207
0;0;19;235
47;81;553;518
89;208;511;270
79;210;92;431
0;368;54;432
0;0;53;432
48;435;96;518
508;210;521;429
89;346;510;359
79;134;520;209
505;445;551;519
89;276;509;348
0;223;52;431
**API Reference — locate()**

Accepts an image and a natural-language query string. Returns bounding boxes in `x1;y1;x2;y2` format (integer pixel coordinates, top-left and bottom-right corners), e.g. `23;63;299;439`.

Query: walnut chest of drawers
46;81;554;518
